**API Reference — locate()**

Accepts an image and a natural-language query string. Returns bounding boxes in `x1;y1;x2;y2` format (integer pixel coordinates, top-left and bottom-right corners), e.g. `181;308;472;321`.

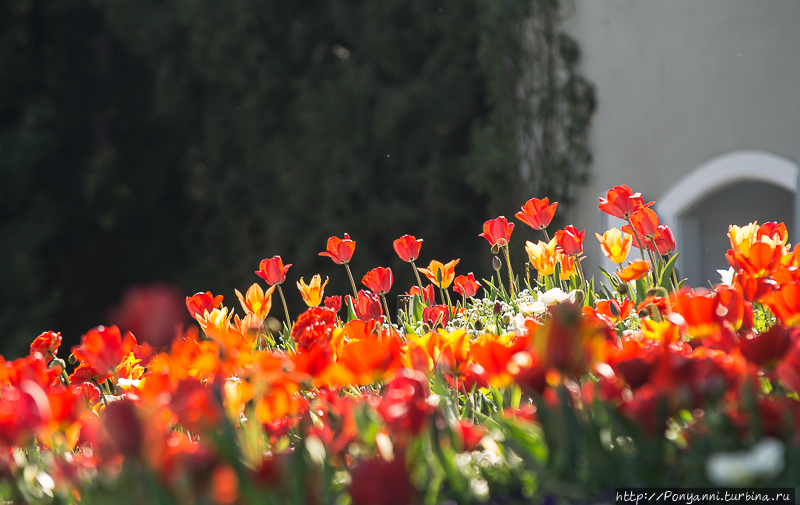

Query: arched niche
655;150;798;287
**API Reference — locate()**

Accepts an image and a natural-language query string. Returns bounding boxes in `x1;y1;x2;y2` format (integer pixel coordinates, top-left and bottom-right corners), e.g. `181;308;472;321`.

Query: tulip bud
608;300;621;319
473;319;484;331
421;323;431;334
616;283;629;296
501;314;511;326
492;256;502;271
574;290;585;304
493;301;503;316
646;288;661;298
491;244;500;255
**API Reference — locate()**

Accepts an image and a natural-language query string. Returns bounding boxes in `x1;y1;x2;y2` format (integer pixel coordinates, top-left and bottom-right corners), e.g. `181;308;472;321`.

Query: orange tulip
596;228;632;264
627;207;660;239
526;239;558;276
297;275;329;307
319;234;356;264
617;260;651;282
235;283;276;322
418;259;460;288
558;250;579;281
515;197;558;231
453;273;481;298
598;185;652;220
728;222;760;256
71;326;139;381
763;282;800;327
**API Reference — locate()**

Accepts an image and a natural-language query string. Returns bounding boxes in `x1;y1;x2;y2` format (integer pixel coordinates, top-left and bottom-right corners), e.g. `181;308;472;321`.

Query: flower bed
2;185;799;504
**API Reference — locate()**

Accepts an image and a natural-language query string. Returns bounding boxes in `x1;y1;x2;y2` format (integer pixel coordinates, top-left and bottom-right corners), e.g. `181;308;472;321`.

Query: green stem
444;289;453;312
277;284;291;327
503;244;517;296
344;263;359;299
541;228;551;243
380;293;393;327
410;260;426;297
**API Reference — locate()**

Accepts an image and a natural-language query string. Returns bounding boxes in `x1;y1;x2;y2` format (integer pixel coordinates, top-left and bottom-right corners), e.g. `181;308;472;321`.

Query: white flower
539;288;578;306
718;267;735;286
705;438;785;486
519;301;546;316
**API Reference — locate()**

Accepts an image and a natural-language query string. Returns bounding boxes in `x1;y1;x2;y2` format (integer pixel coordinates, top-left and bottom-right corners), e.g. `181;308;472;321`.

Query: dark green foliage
0;0;593;355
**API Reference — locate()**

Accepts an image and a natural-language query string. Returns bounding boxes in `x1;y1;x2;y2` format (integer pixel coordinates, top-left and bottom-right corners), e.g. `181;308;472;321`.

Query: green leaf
658;252;680;291
346;296;358;323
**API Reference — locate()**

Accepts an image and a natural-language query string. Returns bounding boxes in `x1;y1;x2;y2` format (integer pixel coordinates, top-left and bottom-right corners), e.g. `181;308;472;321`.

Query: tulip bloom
598;185;652;220
596;228;632;264
526;239;558;276
255;256;292;285
422;305;450;328
418;259;460;288
186;291;224;320
479;216;515;247
347;290;384;321
393;235;423;263
235;283;276;322
627;207;660;239
558;251;579;281
324;295;342;313
408;285;435;306
453;273;481;298
554;225;585;256
762;282;800;326
71;325;138;380
739;325;792;369
649;225;676;255
728;222;760;256
617;260;651;282
362;267;393;295
515;197;558;231
297;275;329;307
319;234;356;264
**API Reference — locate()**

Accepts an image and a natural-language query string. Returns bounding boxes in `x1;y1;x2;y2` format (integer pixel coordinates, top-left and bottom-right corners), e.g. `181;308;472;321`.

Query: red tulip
598;185;652;220
30;331;62;357
408;285;435;306
256;256;292;285
422;305;450;328
377;369;432;439
739;325;793;369
393;235;423;263
554;225;585;256
346;290;383;321
186;291;224;320
71;326;138;381
319;234;356;264
291;306;337;354
324;296;342;313
479;216;515;247
109;283;188;349
649;225;676;255
515;197;558;230
453;273;481;298
362;267;393;295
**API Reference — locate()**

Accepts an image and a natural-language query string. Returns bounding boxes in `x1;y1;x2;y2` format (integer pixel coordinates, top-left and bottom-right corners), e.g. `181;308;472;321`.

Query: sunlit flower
256;256;292;285
526;239;558;276
596;227;632;264
319;234;356;264
362;267;393;295
728;222;760;256
235;283;276;321
627;207;660;239
617;260;651;282
418;259;460;288
186;291;224;320
558;251;579;280
598;185;652;220
453;273;481;298
297;275;329;307
649;225;676;255
408;285;435;306
479;216;515;247
554;225;585;256
393;235;423;263
515;197;558;231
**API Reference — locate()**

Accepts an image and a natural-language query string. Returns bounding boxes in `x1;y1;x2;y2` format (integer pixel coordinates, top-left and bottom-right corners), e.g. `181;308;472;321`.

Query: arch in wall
655;150;799;284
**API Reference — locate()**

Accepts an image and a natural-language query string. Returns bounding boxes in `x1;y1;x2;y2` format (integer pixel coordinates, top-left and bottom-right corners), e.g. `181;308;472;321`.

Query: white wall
561;0;800;281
